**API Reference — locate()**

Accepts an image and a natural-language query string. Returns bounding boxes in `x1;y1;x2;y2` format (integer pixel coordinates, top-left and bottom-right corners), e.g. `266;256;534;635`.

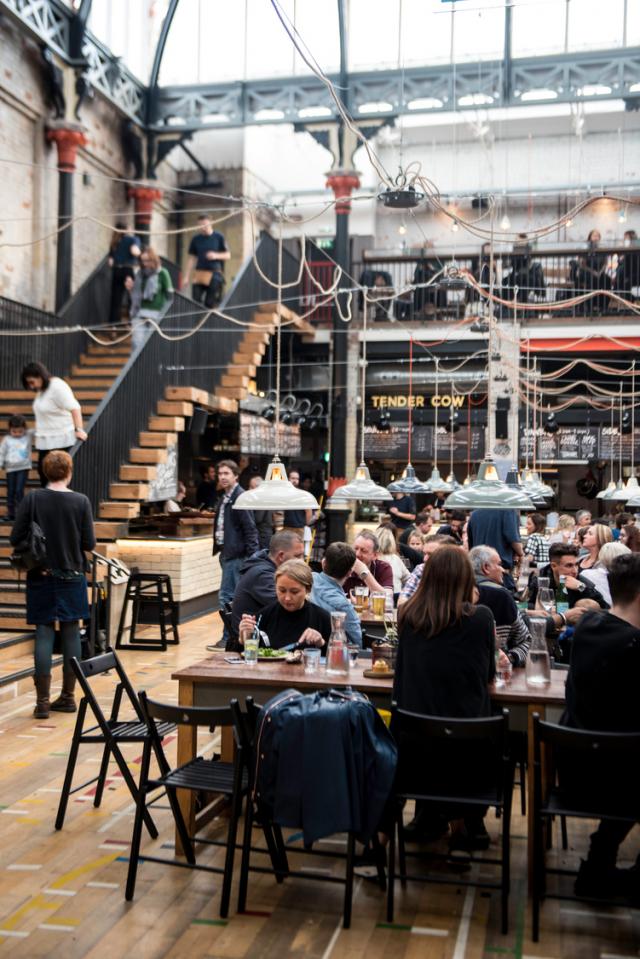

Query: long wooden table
172;653;567;886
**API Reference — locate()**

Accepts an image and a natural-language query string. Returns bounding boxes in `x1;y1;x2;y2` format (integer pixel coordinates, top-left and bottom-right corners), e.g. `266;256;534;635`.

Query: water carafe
525;616;551;687
325;611;349;676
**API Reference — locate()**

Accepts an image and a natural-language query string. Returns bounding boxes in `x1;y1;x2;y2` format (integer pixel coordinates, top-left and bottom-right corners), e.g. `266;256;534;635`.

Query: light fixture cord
360;291;368;462
450;379;455;476
619;383;623;482
274;218;283;458
433;355;439;470
610;397;615;483
407;336;413;463
487;212;495;457
467;393;471;475
632;360;636;475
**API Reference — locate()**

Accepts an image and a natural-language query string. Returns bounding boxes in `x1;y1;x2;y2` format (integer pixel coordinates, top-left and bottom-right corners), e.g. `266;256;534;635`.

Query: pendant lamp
332;292;392;502
386;337;431;494
444;381;461;490
444;241;534;511
597;398;617;498
425;359;454;494
444;458;535;510
601;384;630;504
619;363;638;500
234;230;320;512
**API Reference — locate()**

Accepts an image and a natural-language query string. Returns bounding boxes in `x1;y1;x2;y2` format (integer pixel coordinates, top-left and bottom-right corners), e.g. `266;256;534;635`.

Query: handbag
10;493;48;572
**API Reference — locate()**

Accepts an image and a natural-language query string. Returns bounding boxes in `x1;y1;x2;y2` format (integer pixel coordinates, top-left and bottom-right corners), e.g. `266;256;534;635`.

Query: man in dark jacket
213;460;258;646
469;546;531;667
229;530;304;646
561;553;640;902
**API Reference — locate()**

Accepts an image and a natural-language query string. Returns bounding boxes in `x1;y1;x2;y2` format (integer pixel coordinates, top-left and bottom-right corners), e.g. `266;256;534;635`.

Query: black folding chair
55;650;174;836
387;708;514;934
532;715;640;941
232;696;386;930
125;693;250;918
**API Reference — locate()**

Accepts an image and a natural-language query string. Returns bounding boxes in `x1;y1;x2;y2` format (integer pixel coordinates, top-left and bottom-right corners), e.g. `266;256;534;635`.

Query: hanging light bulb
387;338;431;495
500;213;511;231
332;290;393;503
451;220;459;233
619;207;627;224
398;222;407;236
234;227;319;513
566;217;573;228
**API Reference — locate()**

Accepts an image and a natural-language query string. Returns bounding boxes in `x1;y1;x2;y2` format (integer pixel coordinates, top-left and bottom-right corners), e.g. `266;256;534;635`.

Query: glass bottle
555;574;570;616
325;611;349;676
525;617;551;687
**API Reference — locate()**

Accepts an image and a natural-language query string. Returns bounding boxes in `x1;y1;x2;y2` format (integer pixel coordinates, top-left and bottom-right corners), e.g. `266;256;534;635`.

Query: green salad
243;648;288;659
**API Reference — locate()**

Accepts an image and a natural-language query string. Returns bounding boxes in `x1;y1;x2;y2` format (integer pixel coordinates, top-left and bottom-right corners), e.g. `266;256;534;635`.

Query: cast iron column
326;172;360;543
46;122;87;312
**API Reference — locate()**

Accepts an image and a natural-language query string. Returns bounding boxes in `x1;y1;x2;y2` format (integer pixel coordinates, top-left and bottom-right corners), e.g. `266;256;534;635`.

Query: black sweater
11;488;95;572
393;604;496;718
256;599;332;650
563;610;640;732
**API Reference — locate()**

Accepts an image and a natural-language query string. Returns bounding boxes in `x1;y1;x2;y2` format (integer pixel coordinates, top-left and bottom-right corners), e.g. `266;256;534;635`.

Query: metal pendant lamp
234;229;319;512
619;363;638;501
444;239;534;512
597;397;617;498
386;337;431;494
332;293;392;502
444;459;535;510
601;383;631;504
425;359;453;494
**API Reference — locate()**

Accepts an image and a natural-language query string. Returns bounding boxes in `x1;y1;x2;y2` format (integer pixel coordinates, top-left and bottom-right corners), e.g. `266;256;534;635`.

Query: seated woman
577;522;613;573
238;559;331;651
394;545;497;856
579;541;630;608
375;525;410;595
523;512;550;567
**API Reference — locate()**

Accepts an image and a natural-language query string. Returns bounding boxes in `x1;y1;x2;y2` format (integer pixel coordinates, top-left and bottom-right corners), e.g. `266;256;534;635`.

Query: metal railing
0;297;86;389
72;233;303;510
354;244;640;322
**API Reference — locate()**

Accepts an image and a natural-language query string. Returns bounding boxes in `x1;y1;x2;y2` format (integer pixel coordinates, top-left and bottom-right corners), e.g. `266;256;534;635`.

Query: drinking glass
371;592;385;617
303;648;321;674
536;577;550;592
538;587;555;615
384;588;394;613
348;645;360;668
244;637;259;665
494;653;513;688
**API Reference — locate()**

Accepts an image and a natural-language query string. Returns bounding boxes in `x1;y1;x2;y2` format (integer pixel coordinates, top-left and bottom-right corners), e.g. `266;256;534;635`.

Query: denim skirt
26;572;89;625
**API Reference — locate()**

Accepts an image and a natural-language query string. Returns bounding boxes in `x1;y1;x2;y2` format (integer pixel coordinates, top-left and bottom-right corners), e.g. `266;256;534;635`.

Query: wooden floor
0;613;638;959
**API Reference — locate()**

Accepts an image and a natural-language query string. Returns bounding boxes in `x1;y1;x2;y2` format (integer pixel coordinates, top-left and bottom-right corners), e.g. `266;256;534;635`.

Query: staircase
0;342;131;695
0;234;313;696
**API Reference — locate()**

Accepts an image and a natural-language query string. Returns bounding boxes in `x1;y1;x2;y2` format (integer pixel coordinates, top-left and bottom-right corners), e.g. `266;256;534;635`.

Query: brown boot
50;669;77;713
33;675;51;719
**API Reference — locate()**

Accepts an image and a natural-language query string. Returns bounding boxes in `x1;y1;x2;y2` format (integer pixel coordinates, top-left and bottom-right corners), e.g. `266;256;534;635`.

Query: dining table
171;652;567;888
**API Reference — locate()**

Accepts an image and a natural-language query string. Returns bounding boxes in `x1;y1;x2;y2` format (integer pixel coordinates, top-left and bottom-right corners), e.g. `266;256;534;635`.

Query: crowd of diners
7;445;640;905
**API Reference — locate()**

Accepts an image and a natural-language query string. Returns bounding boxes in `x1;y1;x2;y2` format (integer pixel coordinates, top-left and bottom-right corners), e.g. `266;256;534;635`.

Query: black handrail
71;233;304;511
0;297;86;388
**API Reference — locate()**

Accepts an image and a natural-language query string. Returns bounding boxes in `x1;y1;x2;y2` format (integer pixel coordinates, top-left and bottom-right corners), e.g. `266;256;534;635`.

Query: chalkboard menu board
365;425;485;462
240;412;301;457
598;428;640;462
519;426;633;463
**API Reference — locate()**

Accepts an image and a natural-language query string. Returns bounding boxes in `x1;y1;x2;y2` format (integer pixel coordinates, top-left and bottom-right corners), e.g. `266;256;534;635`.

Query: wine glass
537;587;555;616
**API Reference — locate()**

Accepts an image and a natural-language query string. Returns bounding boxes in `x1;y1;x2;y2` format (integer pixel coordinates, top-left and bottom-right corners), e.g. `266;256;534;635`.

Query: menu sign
519;426;632;464
240;412;301;457
364;425;485;461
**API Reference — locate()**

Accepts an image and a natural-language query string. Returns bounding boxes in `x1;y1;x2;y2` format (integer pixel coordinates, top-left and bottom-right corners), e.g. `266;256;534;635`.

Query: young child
0;415;33;520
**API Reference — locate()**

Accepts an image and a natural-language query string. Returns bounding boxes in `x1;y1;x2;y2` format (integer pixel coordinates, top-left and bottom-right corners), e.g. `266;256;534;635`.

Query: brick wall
0;19;176;311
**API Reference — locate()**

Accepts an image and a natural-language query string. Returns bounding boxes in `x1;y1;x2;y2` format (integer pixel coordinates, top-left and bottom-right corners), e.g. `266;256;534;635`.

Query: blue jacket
311;571;362;647
213;484;259;560
254;688;397;846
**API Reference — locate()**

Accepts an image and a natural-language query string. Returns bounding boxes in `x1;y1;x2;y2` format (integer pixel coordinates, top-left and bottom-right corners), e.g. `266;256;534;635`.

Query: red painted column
46;122;88;312
127;185;163;241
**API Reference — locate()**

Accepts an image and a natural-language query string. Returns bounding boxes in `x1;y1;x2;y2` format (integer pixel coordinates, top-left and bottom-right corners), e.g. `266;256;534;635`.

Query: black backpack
10;492;48;572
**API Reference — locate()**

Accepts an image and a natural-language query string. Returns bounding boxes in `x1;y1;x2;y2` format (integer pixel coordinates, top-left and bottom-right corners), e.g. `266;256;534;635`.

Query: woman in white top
580;541;630;607
375;524;410;595
21;362;87;486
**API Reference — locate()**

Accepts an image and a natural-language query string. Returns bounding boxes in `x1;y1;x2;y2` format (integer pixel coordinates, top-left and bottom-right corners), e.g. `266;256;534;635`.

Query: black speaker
495;397;510;439
189;406;209;434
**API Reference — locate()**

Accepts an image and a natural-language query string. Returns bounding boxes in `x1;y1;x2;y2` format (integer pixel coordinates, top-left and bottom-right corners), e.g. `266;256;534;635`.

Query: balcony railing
353;244;640;322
